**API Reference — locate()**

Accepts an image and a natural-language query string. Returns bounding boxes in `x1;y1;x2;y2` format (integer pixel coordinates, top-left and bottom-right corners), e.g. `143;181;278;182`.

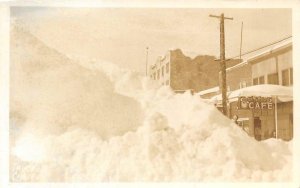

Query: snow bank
10;26;144;141
10;25;292;182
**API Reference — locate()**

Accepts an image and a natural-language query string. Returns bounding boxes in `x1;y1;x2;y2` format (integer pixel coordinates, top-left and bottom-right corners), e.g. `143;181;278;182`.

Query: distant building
149;49;240;93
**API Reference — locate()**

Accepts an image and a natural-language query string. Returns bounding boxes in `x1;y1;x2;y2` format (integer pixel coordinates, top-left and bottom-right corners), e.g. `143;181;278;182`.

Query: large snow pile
10;25;292;182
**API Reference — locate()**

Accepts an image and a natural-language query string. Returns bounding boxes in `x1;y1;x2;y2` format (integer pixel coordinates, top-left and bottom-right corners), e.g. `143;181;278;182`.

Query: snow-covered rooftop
211;84;293;102
198;86;219;96
226;61;248;72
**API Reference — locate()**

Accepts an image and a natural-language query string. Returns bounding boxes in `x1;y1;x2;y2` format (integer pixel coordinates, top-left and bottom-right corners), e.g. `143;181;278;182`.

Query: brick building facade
149;49;240;93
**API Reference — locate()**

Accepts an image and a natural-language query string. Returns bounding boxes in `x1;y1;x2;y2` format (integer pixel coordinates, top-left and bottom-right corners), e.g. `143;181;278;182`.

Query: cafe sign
238;96;273;110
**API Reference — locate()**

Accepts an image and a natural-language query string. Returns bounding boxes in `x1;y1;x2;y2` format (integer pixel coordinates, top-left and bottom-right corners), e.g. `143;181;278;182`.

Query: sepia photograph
2;1;298;185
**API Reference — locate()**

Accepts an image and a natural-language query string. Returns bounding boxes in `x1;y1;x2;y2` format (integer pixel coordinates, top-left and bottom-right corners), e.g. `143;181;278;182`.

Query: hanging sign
238;96;273;110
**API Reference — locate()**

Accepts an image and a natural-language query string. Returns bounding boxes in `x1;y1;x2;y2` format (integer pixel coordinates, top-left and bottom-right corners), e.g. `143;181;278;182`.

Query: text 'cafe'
239;96;273;110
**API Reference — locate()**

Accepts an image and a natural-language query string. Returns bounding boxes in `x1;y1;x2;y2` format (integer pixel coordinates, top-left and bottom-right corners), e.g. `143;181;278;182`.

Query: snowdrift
10;25;292;182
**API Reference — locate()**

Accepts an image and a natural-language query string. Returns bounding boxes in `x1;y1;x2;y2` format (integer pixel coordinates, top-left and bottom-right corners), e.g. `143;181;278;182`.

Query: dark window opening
166;62;170;73
290;68;293;85
253;78;259;85
282;69;289;86
267;73;279;85
259;76;265;84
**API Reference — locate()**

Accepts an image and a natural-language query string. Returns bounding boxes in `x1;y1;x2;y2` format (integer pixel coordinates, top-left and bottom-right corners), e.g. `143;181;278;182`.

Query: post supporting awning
274;96;278;139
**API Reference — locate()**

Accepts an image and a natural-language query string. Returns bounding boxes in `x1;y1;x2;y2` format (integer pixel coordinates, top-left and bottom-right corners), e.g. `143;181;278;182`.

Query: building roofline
226;61;248;72
225;37;292;72
246;41;292;63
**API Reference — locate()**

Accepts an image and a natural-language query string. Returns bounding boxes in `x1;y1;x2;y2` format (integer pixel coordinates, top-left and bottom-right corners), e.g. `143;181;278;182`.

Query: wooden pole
220;14;227;115
209;13;233;116
146;47;149;76
274;96;278;139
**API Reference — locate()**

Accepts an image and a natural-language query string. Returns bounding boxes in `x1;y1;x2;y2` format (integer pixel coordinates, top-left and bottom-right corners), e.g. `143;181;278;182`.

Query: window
267;73;279;85
166;62;170;74
259;76;265;84
253;78;259;85
157;69;160;80
153;72;156;80
162;66;164;77
282;69;289;86
239;80;247;88
166;80;169;85
290;68;293;85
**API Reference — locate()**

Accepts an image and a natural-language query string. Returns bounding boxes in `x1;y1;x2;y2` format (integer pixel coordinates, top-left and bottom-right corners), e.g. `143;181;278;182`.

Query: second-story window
259;76;264;84
282;68;293;86
253;77;259;85
240;80;247;88
282;69;289;86
290;68;293;85
267;73;279;85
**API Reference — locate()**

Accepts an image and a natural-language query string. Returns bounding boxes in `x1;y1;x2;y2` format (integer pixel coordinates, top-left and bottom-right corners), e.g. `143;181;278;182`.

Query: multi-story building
149;51;171;87
212;37;293;141
149;49;240;93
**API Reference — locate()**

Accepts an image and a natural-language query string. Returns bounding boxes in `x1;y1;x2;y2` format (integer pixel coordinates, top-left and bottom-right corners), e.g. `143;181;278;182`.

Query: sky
11;7;292;72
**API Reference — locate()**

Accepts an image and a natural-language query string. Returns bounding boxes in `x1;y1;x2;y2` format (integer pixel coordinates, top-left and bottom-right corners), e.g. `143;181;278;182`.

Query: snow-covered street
9;24;292;182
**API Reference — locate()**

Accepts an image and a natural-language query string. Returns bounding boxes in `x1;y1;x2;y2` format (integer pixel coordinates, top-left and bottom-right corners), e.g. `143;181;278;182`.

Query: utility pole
209;13;233;116
146;46;149;76
240;22;243;60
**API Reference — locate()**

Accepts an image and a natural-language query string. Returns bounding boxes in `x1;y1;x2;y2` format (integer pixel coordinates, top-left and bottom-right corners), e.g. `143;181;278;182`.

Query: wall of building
169;49;197;91
169;49;241;92
276;101;293;140
226;63;252;91
252;57;277;79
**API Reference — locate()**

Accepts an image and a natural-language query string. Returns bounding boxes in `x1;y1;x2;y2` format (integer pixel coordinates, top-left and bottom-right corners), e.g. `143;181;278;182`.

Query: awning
211;84;293;103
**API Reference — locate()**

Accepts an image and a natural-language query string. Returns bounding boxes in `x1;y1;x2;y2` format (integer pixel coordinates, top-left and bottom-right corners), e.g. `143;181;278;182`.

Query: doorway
254;117;262;141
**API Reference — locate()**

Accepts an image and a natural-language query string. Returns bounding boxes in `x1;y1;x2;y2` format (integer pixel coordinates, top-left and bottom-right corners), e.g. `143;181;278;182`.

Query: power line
227;35;292;61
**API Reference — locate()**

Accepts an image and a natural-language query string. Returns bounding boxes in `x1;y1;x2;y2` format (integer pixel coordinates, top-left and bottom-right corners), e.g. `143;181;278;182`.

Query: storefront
211;84;293;141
